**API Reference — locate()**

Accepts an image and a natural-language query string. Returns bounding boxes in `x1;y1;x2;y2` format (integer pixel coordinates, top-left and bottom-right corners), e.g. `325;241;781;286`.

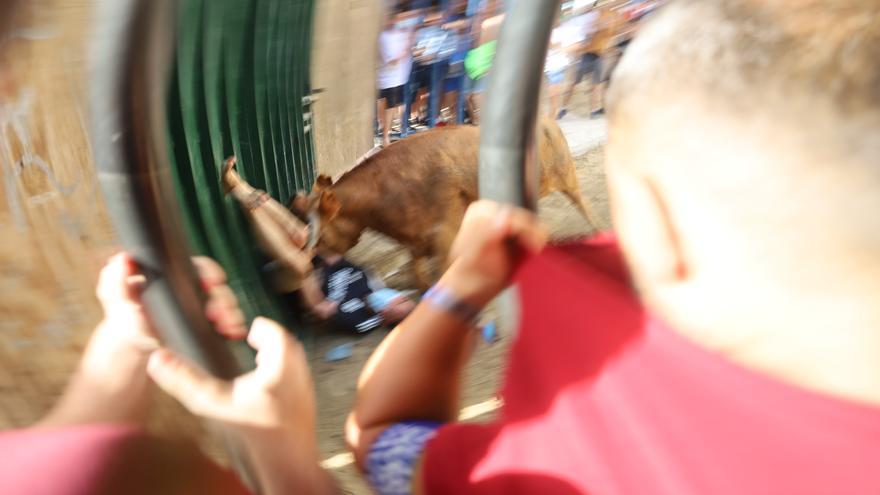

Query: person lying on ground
221;155;338;321
1;254;337;495
307;249;416;334
223;155;415;333
265;248;416;335
345;1;880;494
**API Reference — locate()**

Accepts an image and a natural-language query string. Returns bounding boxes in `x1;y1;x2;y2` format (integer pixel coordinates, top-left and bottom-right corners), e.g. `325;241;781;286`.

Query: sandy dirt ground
311;132;612;492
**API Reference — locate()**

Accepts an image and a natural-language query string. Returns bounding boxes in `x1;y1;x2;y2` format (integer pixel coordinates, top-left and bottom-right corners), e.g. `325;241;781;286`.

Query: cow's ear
314;174;333;190
319;189;341;219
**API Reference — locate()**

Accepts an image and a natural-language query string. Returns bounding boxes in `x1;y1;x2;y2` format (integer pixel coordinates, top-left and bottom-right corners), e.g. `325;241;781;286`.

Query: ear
289;191;309;214
314;174;333;191
319;189;341;219
607;165;687;286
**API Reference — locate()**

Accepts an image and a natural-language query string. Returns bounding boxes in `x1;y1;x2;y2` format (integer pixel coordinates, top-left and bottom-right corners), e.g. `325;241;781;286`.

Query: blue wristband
423;285;481;325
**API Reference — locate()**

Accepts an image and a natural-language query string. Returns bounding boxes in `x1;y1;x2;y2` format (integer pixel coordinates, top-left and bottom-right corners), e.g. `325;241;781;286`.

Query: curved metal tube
89;0;258;488
478;0;559;210
478;1;559;335
90;0;244;386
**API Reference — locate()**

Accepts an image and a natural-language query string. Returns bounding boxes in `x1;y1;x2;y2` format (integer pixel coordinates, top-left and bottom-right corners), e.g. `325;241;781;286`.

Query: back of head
605;1;880;341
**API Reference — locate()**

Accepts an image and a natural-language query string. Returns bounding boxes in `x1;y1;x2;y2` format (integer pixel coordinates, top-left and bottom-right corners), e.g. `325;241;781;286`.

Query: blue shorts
367;288;405;313
444;76;463;93
545;69;566;85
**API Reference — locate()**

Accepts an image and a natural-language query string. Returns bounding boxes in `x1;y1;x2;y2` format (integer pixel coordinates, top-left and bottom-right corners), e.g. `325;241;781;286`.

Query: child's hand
442;200;548;306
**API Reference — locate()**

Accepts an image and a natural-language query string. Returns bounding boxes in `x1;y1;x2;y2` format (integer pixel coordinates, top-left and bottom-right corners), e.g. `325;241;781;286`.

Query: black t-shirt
316;257;384;334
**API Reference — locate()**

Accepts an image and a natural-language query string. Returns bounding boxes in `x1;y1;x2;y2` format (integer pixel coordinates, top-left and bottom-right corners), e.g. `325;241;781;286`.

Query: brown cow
298;118;596;288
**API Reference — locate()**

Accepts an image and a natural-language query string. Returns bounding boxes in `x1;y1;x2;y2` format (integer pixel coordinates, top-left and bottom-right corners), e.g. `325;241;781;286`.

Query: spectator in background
544;8;572;119
463;0;504;125
439;0;471;123
565;0;625;119
377;10;417;147
411;9;447;126
556;1;601;119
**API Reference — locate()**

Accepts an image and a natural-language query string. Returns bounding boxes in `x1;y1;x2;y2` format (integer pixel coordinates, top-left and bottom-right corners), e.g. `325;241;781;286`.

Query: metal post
478;0;558;209
478;0;559;338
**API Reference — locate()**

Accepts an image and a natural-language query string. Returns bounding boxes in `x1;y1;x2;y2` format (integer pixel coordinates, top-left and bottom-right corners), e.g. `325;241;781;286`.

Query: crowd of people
376;0;504;147
4;0;880;494
375;0;662;147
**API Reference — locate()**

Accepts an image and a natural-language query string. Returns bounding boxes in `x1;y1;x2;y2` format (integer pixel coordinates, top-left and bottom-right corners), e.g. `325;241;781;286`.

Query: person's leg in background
591;52;609;118
442;77;460;123
558;54;588;119
377;92;391;147
388;85;404;142
414;65;430;122
465;74;485;125
546;69;566;119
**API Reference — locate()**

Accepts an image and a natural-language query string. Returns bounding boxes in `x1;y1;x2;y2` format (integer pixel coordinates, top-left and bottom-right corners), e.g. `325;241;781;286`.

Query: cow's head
290;175;364;254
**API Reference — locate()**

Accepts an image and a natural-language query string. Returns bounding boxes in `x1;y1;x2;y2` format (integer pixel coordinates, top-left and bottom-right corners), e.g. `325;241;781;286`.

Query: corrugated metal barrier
165;0;317;328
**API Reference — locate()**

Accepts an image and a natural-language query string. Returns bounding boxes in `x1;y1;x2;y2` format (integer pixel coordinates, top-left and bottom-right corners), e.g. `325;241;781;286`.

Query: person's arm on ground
38;255;246;428
345;201;548;469
300;273;339;320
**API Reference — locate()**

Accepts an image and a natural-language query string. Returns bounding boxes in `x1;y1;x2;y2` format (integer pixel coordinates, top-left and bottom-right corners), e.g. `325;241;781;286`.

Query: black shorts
573;52;601;85
379;85;405;107
413;64;432;90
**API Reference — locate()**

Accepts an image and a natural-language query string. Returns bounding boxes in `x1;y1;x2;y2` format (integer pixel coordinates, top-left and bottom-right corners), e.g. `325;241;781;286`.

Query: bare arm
346;201;548;469
345;268;480;466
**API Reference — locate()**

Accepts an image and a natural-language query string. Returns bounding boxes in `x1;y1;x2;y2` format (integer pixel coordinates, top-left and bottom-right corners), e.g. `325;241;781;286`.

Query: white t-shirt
557;11;599;49
377;28;414;89
546;27;571;74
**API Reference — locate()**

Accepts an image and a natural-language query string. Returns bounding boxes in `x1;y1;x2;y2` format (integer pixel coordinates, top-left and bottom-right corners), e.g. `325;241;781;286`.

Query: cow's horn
306;211;321;250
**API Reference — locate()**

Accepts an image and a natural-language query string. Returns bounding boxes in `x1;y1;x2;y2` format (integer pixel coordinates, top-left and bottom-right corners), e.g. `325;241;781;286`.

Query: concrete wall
0;1;220;457
310;0;383;177
0;0;115;426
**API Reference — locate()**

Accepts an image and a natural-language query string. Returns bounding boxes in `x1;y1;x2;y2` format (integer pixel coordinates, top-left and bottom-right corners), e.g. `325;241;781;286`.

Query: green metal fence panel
290;0;309;191
166;0;317;331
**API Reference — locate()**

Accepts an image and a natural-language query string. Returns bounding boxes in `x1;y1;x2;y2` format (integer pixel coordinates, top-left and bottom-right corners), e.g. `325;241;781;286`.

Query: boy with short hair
347;1;880;493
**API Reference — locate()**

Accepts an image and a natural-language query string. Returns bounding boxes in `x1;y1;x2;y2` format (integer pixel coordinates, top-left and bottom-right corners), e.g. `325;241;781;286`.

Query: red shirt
424;237;880;494
0;425;250;495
